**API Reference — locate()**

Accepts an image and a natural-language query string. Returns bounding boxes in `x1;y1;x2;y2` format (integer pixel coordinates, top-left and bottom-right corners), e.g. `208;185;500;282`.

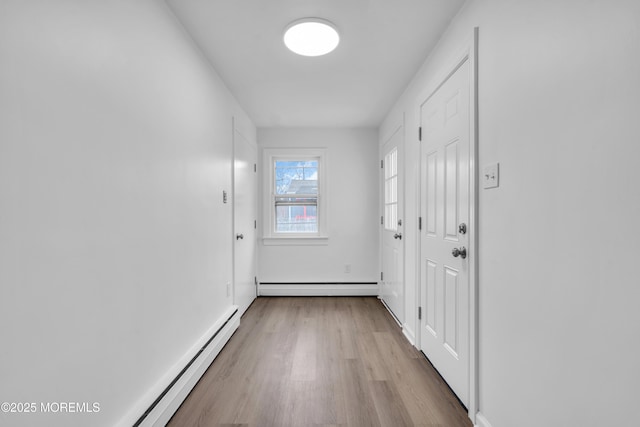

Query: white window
384;148;398;231
263;148;327;243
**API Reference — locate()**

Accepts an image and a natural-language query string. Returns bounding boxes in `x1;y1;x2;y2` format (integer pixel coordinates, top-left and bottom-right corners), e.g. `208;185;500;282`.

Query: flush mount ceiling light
283;18;340;57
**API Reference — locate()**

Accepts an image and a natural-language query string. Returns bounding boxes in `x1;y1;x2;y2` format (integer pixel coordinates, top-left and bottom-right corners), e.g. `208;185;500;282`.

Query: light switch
483;163;499;189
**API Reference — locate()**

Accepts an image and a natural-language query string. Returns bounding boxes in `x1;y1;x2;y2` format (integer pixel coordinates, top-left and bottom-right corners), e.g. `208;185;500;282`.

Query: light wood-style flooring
168;297;472;427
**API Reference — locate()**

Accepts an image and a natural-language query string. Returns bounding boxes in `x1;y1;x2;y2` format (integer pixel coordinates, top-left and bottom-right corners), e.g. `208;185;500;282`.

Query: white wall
257;128;379;284
0;1;254;426
382;0;640;426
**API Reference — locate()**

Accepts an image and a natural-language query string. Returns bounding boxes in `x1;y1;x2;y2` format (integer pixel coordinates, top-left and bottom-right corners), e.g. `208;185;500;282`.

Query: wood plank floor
168;297;472;427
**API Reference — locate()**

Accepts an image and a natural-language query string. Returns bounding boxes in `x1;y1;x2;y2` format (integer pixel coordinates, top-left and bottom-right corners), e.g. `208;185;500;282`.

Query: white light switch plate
483;162;499;189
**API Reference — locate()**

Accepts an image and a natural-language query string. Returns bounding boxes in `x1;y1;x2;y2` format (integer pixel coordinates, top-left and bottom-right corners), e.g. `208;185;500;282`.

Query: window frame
262;148;328;245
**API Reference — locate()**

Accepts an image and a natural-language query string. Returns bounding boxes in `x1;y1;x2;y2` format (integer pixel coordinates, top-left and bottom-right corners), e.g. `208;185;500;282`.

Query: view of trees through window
274;160;319;233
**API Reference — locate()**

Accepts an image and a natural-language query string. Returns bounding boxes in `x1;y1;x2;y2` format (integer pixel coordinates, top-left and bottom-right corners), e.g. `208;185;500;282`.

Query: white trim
262;236;328;246
117;307;240;427
469;26;480;424
259;283;378;296
400;112;407;338
402;324;416;346
380;297;418;347
475;412;494;427
379;296;402;327
413;127;422;349
380;123;403;149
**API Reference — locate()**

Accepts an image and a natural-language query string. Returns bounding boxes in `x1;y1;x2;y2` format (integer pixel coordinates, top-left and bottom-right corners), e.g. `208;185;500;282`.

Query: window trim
262;148;328;243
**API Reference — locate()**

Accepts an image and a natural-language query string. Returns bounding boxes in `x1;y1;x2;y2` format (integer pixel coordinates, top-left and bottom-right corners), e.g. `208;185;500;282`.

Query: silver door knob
394;233;402;240
452;247;467;259
236;233;244;240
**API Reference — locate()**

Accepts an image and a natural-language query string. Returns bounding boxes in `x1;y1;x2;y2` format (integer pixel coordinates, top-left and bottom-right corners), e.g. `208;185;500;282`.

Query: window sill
262;236;329;246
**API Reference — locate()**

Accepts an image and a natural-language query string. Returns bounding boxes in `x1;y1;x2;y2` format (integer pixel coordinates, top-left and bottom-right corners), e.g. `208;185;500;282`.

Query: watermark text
1;401;100;414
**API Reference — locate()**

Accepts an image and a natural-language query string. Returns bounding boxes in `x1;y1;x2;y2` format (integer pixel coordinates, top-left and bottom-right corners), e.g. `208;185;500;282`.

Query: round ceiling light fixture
283;18;340;57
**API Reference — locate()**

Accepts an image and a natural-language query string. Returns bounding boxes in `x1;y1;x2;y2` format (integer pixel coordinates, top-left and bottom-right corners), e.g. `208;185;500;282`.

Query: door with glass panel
381;126;404;323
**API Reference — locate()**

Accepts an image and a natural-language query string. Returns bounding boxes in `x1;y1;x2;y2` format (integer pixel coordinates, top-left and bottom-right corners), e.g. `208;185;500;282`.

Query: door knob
394;233;402;240
452;247;467;259
236;233;244;240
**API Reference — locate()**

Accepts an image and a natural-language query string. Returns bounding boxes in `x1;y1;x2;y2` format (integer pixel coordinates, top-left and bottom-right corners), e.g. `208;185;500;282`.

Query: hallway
169;297;471;427
3;2;639;426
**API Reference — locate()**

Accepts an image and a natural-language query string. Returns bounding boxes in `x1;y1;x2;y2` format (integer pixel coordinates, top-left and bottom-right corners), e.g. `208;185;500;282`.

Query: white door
419;58;471;406
381;127;404;323
233;127;257;316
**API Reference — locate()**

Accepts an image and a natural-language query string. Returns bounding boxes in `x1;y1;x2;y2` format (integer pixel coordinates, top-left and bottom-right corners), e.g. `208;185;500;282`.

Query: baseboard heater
258;282;378;296
132;308;238;427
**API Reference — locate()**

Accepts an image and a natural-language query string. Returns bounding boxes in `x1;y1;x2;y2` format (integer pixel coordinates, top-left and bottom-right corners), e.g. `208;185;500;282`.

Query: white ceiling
166;0;466;128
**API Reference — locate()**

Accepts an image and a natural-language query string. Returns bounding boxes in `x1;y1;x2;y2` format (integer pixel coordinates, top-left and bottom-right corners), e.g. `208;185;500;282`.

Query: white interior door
419;58;471;406
233;127;257;316
381;127;404;323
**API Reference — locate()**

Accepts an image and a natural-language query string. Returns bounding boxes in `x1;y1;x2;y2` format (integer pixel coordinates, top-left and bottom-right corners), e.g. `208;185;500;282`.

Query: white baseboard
402;324;416;346
118;307;240;427
259;283;378;296
475;412;493;427
379;297;402;327
376;298;416;347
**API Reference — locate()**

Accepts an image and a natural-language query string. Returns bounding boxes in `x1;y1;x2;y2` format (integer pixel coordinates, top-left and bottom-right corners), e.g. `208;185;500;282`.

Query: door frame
416;28;479;422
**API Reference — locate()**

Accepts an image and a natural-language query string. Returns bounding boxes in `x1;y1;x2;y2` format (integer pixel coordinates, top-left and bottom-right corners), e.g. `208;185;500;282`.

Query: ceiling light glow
284;18;340;57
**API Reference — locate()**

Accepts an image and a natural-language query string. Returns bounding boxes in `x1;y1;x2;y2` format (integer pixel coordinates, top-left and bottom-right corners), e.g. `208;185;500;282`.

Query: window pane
384;148;398;231
276;204;318;233
275;160;318;195
390;176;397;203
274;159;319;234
